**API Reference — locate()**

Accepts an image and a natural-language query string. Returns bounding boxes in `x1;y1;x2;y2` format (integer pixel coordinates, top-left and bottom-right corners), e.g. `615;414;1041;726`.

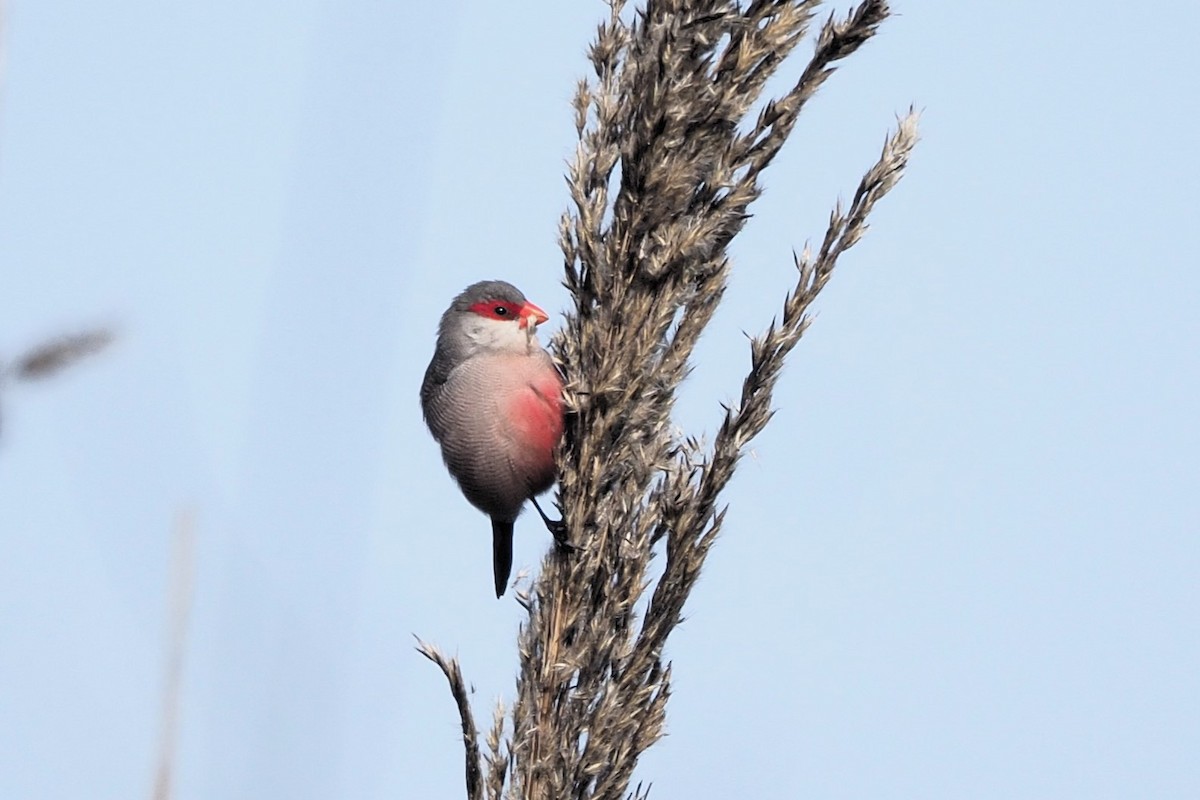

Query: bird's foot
531;497;576;552
550;520;578;553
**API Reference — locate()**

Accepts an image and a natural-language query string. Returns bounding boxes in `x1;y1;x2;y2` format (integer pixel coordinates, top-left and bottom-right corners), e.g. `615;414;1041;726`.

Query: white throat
461;315;540;356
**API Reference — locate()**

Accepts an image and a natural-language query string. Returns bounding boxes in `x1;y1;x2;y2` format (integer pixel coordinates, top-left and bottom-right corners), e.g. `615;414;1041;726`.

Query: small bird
420;280;565;597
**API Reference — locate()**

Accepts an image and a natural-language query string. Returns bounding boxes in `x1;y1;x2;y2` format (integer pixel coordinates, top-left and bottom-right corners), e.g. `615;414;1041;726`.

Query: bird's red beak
518;301;549;330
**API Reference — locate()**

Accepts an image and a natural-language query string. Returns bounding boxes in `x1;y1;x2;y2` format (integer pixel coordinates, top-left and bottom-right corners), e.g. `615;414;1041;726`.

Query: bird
420;280;565;597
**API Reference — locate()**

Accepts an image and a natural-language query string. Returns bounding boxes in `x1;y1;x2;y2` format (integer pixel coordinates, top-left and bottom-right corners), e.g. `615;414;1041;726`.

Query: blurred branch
151;510;196;800
0;0;7;103
9;329;114;381
0;328;114;438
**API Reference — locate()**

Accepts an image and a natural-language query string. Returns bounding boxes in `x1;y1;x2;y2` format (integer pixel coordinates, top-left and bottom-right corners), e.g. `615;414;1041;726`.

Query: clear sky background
1;2;1197;798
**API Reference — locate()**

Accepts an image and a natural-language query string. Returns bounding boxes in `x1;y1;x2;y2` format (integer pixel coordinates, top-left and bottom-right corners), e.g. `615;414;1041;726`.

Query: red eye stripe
468;300;522;321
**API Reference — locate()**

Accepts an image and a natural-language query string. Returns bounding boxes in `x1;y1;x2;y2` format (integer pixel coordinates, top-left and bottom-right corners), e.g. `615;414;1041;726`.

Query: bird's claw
531;497;576;552
548;520;578;553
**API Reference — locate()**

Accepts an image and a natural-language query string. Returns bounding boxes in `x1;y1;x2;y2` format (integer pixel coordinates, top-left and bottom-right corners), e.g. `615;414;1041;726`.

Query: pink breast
506;372;564;465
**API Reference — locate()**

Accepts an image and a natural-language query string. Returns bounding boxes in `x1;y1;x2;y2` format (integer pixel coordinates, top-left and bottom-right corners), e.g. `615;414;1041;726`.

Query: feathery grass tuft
423;3;916;797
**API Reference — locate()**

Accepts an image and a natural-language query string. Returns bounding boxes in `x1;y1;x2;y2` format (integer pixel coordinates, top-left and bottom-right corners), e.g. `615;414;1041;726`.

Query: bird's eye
493;305;509;316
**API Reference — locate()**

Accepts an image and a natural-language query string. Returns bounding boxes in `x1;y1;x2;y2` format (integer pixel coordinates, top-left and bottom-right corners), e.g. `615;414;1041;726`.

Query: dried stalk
416;639;486;800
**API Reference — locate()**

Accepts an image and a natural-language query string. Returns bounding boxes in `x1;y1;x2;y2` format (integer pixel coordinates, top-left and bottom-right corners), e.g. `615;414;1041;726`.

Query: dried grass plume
421;2;918;798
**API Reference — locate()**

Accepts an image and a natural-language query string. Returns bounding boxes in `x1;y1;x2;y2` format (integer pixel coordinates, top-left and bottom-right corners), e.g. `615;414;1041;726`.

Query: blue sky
1;2;1197;798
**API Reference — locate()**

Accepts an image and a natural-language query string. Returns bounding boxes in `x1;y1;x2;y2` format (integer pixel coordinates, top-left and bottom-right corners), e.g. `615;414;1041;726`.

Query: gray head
448;280;528;314
435;279;550;361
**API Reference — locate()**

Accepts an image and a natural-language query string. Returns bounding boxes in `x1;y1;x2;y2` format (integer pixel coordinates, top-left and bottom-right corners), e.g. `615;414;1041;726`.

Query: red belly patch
506;377;564;464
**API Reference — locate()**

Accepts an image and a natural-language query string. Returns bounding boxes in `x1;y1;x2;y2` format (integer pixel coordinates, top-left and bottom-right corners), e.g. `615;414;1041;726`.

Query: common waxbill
420;280;565;597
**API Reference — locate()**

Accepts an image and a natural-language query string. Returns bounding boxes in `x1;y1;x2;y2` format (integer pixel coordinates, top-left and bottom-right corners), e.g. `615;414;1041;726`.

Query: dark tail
491;518;514;598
